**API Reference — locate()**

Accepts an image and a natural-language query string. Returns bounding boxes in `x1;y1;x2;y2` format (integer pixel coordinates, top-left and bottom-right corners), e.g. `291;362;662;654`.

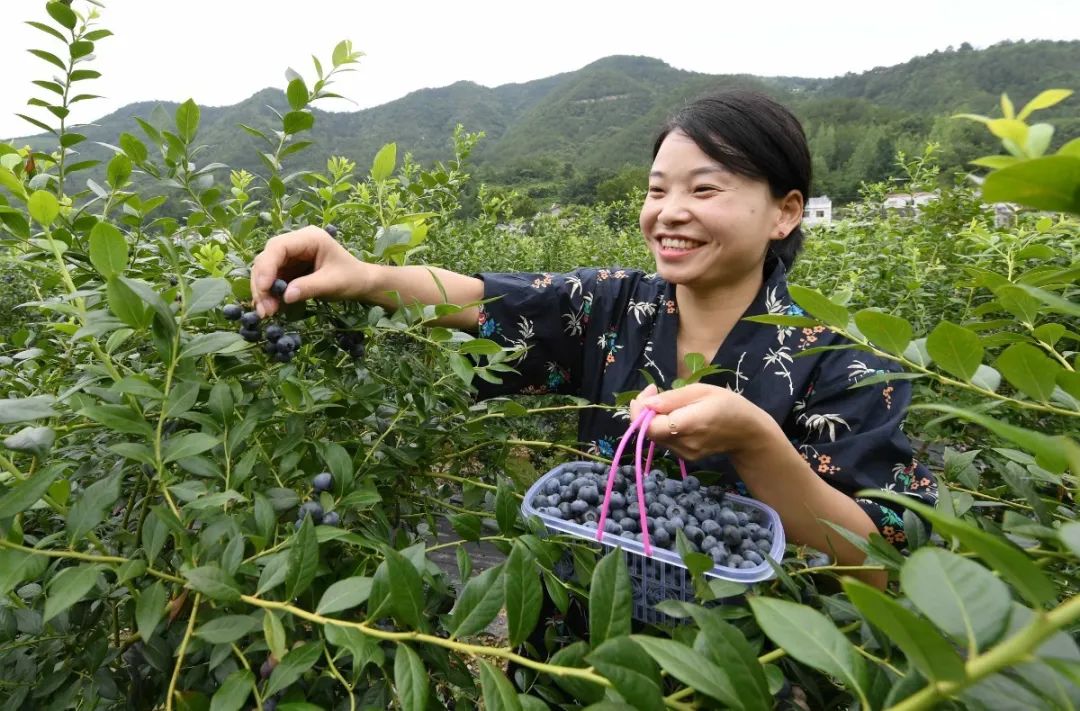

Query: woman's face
640;130;795;292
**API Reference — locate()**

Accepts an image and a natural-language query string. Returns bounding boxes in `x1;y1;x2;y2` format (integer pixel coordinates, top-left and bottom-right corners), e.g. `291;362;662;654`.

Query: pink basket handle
596;406;689;556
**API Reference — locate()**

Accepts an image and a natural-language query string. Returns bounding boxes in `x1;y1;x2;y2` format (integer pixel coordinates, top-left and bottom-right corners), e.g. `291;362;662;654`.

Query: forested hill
9;40;1080;207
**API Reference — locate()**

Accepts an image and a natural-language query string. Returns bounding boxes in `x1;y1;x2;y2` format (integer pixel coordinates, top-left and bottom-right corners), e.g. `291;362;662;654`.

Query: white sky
2;0;1079;141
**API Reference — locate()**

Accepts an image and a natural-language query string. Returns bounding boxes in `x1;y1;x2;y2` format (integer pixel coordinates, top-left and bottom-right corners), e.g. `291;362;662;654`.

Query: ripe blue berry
222;304;242;321
313;472;333;492
240;311;260;328
299;501;324;523
270;279;288;298
322;511;340;526
239;327;261;343
324;224;338;238
265;324;284;342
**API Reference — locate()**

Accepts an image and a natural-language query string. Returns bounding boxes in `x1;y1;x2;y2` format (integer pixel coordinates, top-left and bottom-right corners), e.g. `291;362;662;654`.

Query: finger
250;228;322;316
642;383;717;413
635;383;658;402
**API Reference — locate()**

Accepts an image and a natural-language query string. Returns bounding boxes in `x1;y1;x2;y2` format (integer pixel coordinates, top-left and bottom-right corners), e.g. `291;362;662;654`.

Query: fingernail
256;273;272;290
284;285;300;303
644;397;661;409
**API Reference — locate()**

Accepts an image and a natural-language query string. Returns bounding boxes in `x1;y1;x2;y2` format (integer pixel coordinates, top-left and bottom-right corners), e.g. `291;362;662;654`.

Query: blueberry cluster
223;300;304;363
295;472;340;527
531;462;774;570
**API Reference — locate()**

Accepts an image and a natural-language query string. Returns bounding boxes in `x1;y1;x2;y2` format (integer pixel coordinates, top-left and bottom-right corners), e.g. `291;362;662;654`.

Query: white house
803;196;832;226
883;191;939;216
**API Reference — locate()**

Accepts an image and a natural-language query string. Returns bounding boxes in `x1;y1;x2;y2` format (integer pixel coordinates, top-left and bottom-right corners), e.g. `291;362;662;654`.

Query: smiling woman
253;89;937;580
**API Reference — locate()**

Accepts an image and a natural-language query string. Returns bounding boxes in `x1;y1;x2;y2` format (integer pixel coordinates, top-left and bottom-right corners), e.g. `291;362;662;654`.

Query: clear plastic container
521;461;786;624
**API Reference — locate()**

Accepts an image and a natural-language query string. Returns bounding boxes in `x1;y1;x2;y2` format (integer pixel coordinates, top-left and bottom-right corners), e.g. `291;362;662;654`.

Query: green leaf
995;343;1060;402
866;489;1057;606
853;309;912;355
80;403;153;437
0;395;57;424
585;638;664;711
449;513;482;541
900;547;1011;653
748;597;865;700
450;563;505;638
495;481;518;534
107;277;151;329
175;99;200;143
262;611;287;660
120;277;176;332
0;464;63;518
459;338;504;356
286;77;308;111
394;644;429;711
209;669;253;711
843;578;966;683
686;607;771;711
136;581;167;641
180;331;247;359
195;615;260;644
28;190;59;226
88;221;128;279
504;541;542;647
926;320;984;382
265;642;322;697
46;1;78;28
43;565;101;623
1017;89;1073;120
186;277;231;316
371;143;397;182
995;285;1042;324
316;576;373;615
2;425;55;457
1059;522;1080;558
285;516;319;600
325;624;384;675
380;547;426;630
283;111;314;135
66;472;121;543
982;155;1080;214
479;660;524;711
163;433;219;463
184;566;241;602
589;549;632;648
788;285;850;328
630;635;745;708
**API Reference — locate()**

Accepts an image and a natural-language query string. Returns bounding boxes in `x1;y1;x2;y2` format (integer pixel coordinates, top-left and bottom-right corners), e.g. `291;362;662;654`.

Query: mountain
7;41;1079;206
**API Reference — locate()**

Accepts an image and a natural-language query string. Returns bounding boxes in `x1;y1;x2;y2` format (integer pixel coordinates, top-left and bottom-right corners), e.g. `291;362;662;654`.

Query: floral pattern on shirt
473;259;937;547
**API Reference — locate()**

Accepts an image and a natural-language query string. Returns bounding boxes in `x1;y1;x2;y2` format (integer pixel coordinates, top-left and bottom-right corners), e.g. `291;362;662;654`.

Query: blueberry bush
1;3;1079;710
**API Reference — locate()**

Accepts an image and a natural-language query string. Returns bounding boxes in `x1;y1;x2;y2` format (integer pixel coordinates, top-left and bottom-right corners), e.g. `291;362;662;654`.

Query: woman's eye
694;185;719;193
647;186;664;195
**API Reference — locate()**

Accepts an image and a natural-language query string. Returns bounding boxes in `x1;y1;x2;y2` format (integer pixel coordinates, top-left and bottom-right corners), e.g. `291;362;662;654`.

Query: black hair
652;89;812;269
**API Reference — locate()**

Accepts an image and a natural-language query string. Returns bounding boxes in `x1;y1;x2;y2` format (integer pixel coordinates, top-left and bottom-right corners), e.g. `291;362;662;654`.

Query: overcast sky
3;0;1079;140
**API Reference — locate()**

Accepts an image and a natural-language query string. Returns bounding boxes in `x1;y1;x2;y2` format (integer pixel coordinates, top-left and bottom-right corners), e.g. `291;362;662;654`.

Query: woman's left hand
629;383;770;461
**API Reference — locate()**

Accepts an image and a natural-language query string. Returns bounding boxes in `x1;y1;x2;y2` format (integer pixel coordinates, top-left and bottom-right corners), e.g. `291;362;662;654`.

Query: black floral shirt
474;258;937;548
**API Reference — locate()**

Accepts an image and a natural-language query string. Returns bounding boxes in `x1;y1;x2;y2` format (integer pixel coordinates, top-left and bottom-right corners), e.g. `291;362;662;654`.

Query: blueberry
276;336;298;353
239;327;261;343
583;520;598;529
657;493;676;508
609;491;626;510
222;304;242;321
263;340;278;355
702;520;722;537
286;332;302;347
313;472;333;492
603;519;622;535
647;501;666;518
270;279;288;298
324;224;338;238
719;508;739;527
745;523;760;538
627;503;640;518
756;538;773;553
272;351;293;363
265;324;284;342
582;510;598;523
240;311;260;328
745;550;764;565
652;528;672;548
684;525;704;545
666;505;687;520
619;517;638;533
558;472;575;486
727;554;744;567
710;548;728;566
541;506;563;519
736;511;750;526
684;475;700;491
299;501;324;523
322;511;340;526
610;509;627;522
662;479;682;497
569;500;589;516
578;485;599;506
701;535;718;552
260;657;276;679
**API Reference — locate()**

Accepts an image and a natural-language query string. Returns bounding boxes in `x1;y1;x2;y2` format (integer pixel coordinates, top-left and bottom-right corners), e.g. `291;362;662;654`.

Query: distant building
883;191;939;216
803;196;832;226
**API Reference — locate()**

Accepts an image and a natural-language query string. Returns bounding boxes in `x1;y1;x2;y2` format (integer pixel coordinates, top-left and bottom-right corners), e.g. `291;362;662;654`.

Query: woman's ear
772;189;804;240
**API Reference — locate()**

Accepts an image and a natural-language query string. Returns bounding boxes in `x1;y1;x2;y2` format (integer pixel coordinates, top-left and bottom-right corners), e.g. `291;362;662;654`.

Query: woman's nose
656;193;691;225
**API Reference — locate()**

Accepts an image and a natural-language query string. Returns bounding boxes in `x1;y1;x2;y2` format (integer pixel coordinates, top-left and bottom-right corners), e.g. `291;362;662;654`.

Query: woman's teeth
660;238;700;250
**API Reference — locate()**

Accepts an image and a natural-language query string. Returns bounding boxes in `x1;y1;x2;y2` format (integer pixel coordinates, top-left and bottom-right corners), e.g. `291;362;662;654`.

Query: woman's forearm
729;413;887;587
363;264;484;331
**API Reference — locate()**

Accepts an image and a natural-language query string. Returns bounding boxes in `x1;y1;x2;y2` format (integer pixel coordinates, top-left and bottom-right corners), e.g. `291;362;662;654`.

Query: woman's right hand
250;226;368;318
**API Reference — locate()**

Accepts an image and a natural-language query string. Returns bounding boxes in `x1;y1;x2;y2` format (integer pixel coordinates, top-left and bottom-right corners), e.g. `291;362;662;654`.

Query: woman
250;90;936;579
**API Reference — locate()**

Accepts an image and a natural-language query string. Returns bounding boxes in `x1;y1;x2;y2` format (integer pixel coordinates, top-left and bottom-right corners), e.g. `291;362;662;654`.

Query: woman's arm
250;226;483;331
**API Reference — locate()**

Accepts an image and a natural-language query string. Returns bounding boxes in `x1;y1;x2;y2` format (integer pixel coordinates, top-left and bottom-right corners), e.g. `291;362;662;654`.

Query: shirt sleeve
791;352;938;549
471;269;600;398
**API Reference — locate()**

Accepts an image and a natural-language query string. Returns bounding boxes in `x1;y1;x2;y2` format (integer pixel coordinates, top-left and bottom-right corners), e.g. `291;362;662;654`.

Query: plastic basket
521;461;786;625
